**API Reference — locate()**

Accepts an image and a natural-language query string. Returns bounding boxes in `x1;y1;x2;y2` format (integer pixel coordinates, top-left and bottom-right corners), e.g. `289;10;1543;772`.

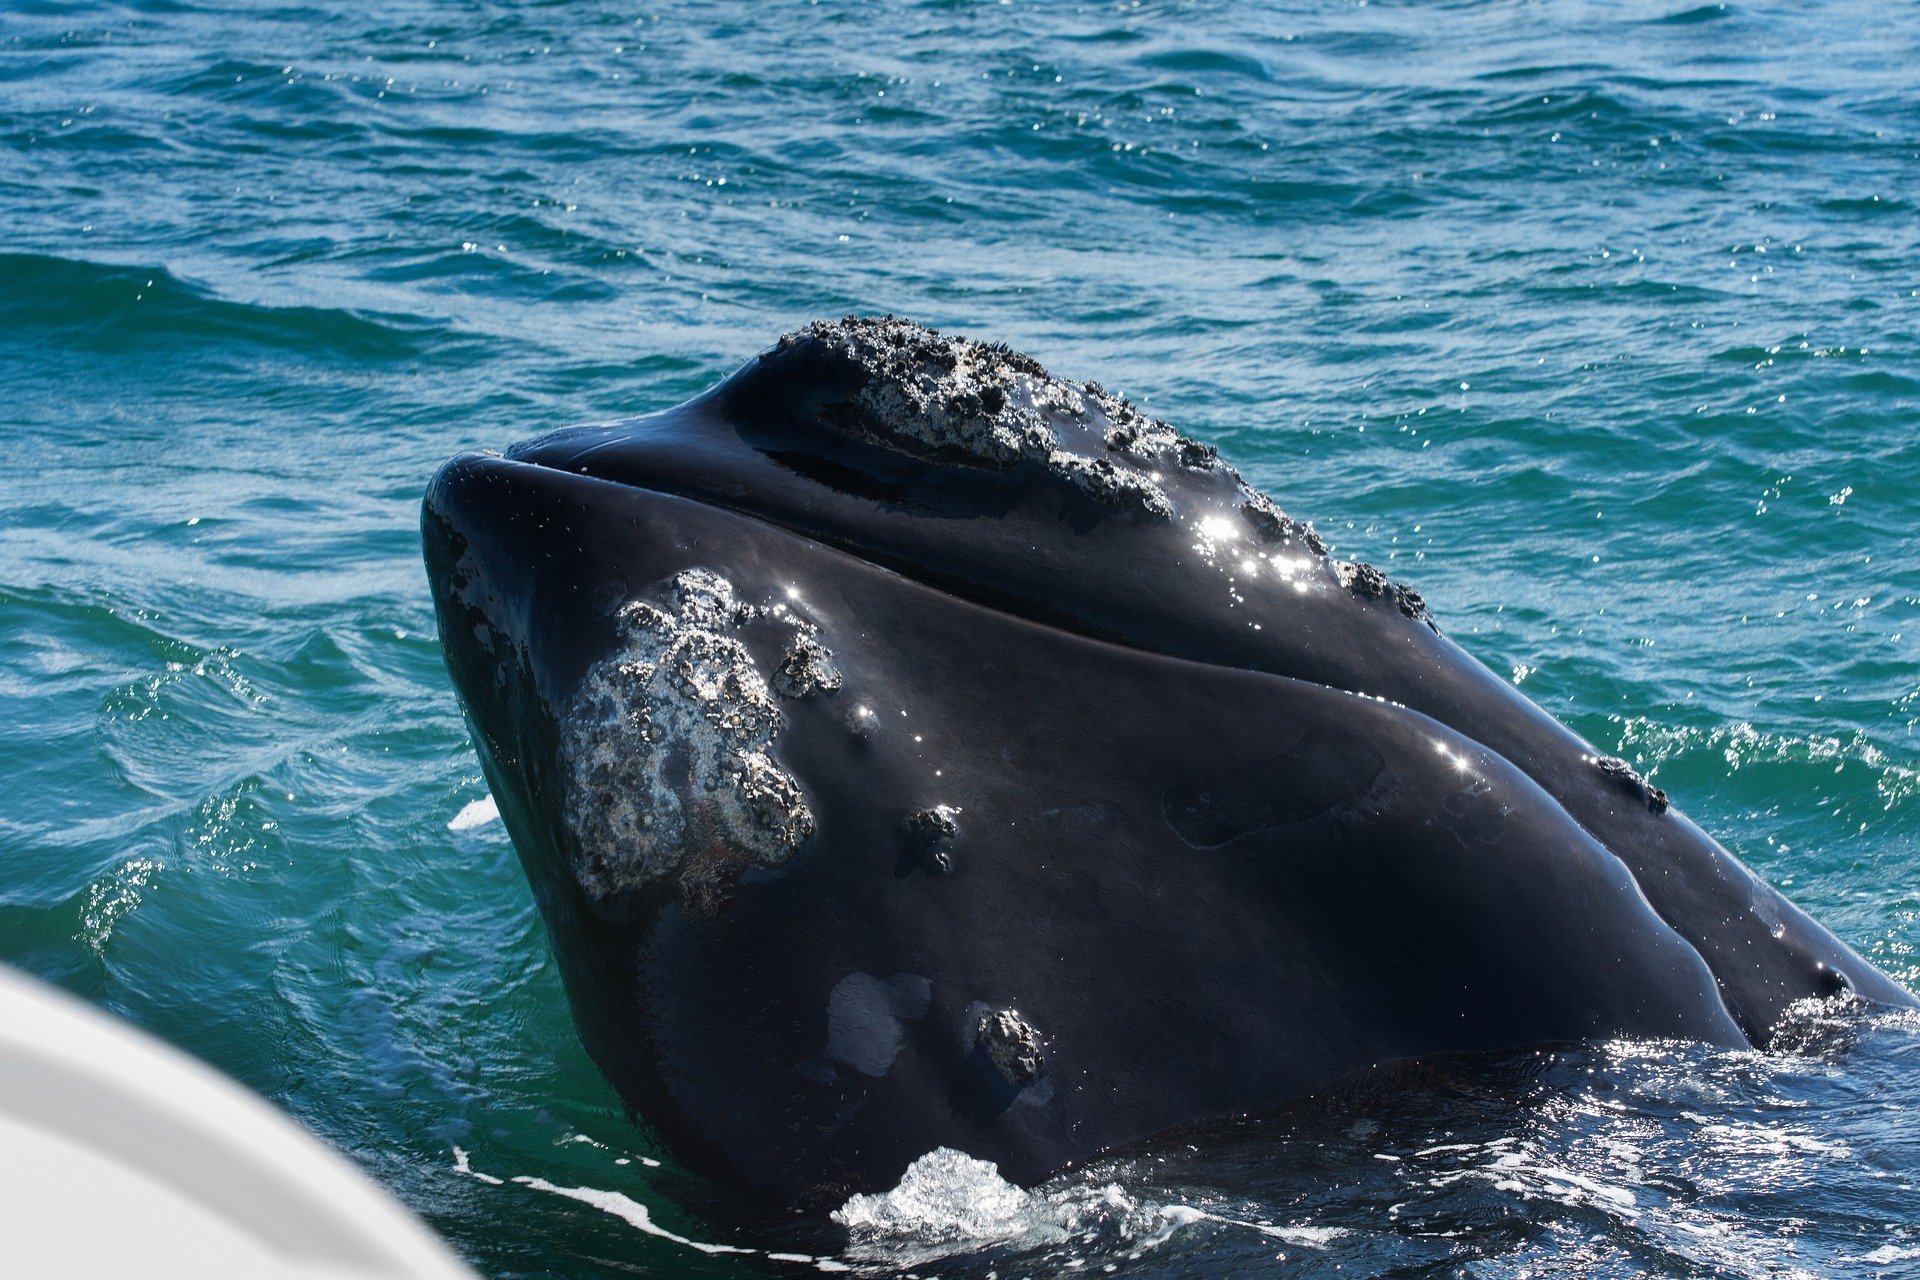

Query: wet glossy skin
423;329;1912;1207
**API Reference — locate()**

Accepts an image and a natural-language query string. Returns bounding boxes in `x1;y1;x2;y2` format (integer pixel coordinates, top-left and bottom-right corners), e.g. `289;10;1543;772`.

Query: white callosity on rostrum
792;316;1183;518
787;317;1331;554
560;570;824;901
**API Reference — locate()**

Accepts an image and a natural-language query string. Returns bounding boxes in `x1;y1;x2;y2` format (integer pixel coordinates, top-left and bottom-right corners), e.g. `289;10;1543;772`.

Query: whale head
422;317;1906;1207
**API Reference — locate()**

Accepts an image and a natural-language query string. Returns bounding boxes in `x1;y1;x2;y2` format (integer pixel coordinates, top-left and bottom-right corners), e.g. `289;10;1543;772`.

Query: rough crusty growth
1240;490;1326;554
976;1008;1042;1082
772;634;841;699
1339;560;1393;599
782;316;1208;517
782;316;1411;600
904;804;961;874
905;805;960;844
561;570;814;904
783;316;1341;552
1595;755;1670;815
1394;585;1434;627
1337;559;1439;632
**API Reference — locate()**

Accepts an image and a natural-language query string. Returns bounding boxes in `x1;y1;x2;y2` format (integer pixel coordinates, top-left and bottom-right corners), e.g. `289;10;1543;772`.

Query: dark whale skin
422;319;1912;1208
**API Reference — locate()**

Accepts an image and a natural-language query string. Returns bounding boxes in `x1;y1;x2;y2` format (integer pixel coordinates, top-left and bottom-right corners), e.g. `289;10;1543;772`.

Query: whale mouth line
460;450;1592;875
492;446;1170;658
471;448;1532;791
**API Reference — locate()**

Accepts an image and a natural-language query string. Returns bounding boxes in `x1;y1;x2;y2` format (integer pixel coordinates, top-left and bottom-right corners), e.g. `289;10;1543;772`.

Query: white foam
833;1147;1334;1270
834;1148;1041;1243
451;1148;846;1270
1857;1244;1920;1264
510;1176;754;1255
450;1146;502;1185
1241;1220;1348;1249
448;795;500;831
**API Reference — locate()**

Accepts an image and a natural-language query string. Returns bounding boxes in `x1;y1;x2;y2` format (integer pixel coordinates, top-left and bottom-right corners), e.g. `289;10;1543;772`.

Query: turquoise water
4;0;1918;1274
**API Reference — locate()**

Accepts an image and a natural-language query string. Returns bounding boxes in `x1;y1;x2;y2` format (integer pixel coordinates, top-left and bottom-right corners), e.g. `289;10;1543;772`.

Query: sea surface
4;0;1918;1275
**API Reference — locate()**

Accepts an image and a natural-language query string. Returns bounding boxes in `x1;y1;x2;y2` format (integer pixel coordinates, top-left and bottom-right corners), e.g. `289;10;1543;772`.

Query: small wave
1134;48;1272;84
832;1148;1341;1272
1818;195;1913;215
1462;85;1666;130
0;253;433;360
1612;714;1918;811
78;856;161;954
1653;3;1734;24
1850;1243;1920;1265
447;795;500;832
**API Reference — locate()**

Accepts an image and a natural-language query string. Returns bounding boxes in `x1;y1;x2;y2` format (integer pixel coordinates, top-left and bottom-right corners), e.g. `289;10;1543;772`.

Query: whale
422;317;1913;1208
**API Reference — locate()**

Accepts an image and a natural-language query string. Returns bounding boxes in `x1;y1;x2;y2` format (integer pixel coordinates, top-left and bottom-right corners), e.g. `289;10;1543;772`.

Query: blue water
4;0;1918;1274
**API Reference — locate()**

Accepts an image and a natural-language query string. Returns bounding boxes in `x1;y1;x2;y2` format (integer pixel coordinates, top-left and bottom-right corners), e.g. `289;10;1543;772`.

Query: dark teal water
4;1;1918;1275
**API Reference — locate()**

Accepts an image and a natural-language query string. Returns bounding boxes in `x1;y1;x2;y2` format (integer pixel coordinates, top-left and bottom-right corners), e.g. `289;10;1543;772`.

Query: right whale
423;316;1914;1206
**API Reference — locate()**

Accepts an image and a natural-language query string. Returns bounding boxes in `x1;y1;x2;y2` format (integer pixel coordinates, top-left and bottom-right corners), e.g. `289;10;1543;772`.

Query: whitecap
448;794;500;831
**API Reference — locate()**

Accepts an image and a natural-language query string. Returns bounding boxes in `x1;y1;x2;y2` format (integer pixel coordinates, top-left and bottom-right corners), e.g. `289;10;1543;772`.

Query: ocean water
3;0;1918;1275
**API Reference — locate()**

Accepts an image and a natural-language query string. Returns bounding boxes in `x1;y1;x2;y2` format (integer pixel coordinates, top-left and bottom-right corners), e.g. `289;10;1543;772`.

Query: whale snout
423;447;850;922
421;453;584;909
